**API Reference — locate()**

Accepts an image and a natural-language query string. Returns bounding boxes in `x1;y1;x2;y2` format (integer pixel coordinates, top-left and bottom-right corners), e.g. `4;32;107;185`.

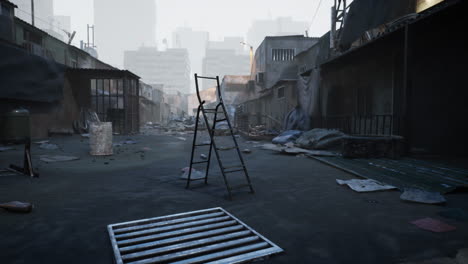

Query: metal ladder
186;74;254;199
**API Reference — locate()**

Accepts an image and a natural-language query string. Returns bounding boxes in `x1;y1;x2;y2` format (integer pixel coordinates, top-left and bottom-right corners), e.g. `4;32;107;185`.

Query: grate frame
108;207;283;264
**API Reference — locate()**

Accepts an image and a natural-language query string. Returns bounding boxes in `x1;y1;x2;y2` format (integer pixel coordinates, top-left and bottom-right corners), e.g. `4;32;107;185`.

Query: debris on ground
438;208;468;222
180;167;205;180
81;133;90;138
202;140;211;145
34;140;49;145
175;137;186;141
200;154;207;160
40;155;79;163
48;128;73;136
261;143;339;157
39;143;59;150
342;135;405;159
400;188;446;204
410;217;456;233
272;130;303;144
0;146;14;152
113;139;138;147
242;149;252;154
0;201;33;213
246;125;279;139
336;179;397;192
295;128;344;150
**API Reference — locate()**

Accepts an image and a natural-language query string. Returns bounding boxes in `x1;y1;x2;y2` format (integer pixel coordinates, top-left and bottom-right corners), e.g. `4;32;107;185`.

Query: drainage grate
108;207;283;264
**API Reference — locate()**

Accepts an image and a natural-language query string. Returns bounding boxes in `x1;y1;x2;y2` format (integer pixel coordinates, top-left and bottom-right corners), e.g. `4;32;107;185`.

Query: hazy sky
54;0;335;49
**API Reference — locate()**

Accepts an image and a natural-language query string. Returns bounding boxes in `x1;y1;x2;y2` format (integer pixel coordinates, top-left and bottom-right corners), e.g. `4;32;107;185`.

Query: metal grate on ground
107;207;283;264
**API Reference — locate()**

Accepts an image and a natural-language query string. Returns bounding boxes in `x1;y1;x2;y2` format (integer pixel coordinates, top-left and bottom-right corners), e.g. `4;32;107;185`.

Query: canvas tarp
0;42;65;103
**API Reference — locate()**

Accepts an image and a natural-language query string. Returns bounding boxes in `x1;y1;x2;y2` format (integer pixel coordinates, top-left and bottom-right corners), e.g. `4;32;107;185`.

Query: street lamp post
240;41;254;73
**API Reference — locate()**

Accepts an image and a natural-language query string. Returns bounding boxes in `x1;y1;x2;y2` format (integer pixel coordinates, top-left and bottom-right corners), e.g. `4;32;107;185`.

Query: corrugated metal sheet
312;157;468;193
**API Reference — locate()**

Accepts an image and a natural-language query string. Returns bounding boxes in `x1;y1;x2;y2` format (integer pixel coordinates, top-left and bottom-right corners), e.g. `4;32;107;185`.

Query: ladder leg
221;101;255;194
186;105;201;189
213;103;233;199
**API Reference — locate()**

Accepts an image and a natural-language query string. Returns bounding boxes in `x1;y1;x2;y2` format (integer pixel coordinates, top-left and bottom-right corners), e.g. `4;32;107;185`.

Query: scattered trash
272;130;303;145
48;128;73;136
40;155;79;163
400;188;446;204
234;135;240;138
215;121;229;130
242;149;252;154
180;167;205;180
202;140;211;145
438;208;468;222
0;146;14;152
81;133;90;138
0;201;33;213
261;143;339;157
410;217;456;233
295;128;344;150
34;140;49;145
39;143;59;150
336;179;397;192
176;137;187;141
200;154;208;160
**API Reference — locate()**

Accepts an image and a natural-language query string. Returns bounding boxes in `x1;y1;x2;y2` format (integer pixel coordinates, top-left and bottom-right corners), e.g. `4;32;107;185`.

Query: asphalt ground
1;133;467;264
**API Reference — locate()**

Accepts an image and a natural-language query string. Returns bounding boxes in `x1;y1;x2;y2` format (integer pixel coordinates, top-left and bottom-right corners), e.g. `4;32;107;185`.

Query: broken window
256;72;264;84
277;87;285;98
272;49;295;61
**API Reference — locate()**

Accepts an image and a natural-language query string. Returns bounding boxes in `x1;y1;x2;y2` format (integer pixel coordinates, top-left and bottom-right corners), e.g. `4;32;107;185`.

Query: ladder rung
215;118;227;122
197;76;217;80
187;177;206;181
217;146;237;151
195;143;211;147
192;161;209;165
223;165;244;170
229;184;251;190
224;169;245;174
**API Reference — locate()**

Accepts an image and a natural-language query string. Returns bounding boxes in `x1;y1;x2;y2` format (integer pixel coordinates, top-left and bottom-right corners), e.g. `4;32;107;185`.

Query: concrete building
94;0;156;67
172;27;209;88
201;37;250;90
124;46;191;96
1;3;142;137
247;17;309;50
236;35;318;131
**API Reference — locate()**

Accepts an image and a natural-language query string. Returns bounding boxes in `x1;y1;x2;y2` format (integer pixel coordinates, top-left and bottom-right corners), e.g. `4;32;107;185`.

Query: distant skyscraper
94;0;156;68
172;27;209;77
202;37;250;90
124;46;191;95
247;17;309;50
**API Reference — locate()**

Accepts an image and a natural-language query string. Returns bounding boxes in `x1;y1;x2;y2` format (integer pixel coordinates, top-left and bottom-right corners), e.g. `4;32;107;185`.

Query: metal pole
87;24;90;48
31;0;35;26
